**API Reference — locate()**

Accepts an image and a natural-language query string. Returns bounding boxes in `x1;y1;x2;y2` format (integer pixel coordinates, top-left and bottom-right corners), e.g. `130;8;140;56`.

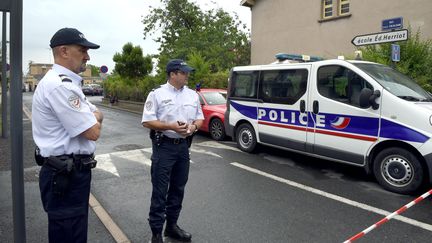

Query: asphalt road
4;93;432;242
84;95;432;242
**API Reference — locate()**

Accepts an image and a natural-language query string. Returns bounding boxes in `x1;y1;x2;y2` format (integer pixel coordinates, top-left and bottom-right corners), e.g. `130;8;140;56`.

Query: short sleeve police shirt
141;82;204;138
32;64;97;157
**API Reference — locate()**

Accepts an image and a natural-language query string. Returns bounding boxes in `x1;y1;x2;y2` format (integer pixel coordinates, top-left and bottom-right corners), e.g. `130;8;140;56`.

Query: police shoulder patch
68;94;81;110
145;101;153;111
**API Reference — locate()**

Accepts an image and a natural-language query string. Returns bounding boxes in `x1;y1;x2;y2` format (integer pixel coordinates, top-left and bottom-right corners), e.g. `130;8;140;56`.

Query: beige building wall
243;0;432;65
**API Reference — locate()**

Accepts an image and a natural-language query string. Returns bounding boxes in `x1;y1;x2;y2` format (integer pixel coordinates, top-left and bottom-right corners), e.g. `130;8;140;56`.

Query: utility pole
10;0;26;241
2;12;8;138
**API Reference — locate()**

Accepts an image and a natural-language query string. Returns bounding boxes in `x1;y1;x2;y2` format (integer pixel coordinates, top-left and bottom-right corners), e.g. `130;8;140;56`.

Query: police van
224;54;432;194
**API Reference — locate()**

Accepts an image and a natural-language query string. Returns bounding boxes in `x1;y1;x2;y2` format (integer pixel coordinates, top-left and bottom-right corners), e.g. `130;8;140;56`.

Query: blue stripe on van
380;119;429;143
230;101;429;143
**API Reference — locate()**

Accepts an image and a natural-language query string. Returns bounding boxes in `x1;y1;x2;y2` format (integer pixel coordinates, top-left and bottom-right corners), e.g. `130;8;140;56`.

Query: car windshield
202;91;227;105
353;63;432;102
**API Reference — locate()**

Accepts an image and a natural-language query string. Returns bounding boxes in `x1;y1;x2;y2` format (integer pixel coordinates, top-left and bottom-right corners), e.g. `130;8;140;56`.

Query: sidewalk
0;104;115;242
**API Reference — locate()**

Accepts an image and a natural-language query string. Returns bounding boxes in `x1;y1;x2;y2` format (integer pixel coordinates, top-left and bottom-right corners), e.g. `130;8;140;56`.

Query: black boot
164;224;192;242
151;233;164;243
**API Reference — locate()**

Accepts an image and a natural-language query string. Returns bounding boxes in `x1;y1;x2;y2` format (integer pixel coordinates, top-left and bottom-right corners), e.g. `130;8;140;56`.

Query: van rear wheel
236;123;257;153
373;148;424;194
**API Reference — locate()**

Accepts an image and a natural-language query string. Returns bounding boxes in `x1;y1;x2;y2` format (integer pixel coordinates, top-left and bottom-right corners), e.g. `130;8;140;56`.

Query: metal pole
10;0;26;242
2;11;8;138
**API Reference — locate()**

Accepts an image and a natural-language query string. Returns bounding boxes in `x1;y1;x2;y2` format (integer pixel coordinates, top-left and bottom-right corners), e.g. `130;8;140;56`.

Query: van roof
232;59;377;71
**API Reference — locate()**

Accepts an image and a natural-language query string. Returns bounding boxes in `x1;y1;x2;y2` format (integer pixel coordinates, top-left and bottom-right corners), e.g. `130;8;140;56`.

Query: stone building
25;63;102;91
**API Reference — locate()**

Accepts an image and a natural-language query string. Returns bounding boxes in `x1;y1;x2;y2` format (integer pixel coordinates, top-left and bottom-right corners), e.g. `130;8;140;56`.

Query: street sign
351;29;408;46
391;44;400;62
382;17;403;31
100;65;108;74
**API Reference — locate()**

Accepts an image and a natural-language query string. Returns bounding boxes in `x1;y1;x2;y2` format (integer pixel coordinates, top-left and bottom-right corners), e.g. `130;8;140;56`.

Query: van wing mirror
359;88;380;110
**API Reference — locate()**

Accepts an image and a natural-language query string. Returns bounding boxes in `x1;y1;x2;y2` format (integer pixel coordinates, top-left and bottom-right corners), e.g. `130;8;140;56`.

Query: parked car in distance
196;88;227;141
82;84;103;96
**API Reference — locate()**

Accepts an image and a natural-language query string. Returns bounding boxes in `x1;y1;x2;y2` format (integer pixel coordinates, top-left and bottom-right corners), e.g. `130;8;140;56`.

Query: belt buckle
173;138;180;144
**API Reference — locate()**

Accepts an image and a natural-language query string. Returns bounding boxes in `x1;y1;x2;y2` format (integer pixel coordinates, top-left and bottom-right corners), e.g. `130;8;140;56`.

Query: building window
339;0;350;15
322;0;333;19
322;0;350;19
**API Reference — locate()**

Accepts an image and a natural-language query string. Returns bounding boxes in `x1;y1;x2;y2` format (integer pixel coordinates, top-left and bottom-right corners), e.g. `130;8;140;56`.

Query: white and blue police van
224;54;432;194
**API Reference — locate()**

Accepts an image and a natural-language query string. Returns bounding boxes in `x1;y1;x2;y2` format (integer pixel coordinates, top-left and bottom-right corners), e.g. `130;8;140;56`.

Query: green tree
142;0;250;77
88;64;100;76
113;42;153;80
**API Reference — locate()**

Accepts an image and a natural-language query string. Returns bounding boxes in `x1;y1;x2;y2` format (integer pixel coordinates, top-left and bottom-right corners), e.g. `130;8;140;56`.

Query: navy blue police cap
166;59;194;74
50;28;100;49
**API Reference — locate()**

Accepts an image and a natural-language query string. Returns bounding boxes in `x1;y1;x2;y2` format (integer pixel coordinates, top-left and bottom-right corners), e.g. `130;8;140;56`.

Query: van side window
259;69;308;105
230;71;259;98
317;65;373;107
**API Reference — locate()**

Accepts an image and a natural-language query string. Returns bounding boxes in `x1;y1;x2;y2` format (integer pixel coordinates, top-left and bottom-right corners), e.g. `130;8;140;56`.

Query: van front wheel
373;148;424;194
236;123;257;153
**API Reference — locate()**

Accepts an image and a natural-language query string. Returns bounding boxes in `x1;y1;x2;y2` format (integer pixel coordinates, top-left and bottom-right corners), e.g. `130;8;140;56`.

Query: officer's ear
53;45;68;58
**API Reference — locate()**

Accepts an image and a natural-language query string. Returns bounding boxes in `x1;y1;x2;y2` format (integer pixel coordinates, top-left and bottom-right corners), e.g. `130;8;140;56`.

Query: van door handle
300;100;305;113
313;100;319;114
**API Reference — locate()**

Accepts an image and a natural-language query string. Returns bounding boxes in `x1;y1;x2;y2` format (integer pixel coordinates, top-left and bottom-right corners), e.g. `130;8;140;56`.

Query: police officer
142;59;204;243
32;27;103;243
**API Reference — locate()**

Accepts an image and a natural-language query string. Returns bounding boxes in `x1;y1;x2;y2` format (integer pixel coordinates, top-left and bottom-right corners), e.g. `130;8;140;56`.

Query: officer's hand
93;110;104;123
174;121;188;136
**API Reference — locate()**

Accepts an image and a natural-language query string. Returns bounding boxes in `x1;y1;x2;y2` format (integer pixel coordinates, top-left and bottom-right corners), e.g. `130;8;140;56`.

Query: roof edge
240;0;255;8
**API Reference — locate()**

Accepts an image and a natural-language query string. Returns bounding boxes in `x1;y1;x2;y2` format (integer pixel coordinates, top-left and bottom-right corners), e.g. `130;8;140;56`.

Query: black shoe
151;233;164;243
164;224;192;242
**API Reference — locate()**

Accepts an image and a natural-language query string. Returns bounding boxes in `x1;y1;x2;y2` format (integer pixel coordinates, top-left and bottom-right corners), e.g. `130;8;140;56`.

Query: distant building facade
25;63;102;91
241;0;432;64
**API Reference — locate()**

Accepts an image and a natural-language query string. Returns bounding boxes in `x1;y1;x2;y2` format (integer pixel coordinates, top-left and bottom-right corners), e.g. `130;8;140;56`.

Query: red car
196;88;227;141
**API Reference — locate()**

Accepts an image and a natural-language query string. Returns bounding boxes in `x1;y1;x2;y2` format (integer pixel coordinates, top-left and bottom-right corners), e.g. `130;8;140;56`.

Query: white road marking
231;162;432;232
95;154;121;177
190;147;222;158
23;105;32;119
195;140;240;152
95;148;202;177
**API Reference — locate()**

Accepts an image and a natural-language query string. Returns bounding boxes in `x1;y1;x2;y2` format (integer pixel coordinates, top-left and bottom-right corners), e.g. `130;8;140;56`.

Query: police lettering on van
224;54;432;194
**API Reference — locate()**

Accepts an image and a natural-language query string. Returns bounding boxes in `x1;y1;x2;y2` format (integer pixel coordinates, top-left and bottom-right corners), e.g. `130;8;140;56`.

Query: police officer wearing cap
32;27;103;243
142;59;204;243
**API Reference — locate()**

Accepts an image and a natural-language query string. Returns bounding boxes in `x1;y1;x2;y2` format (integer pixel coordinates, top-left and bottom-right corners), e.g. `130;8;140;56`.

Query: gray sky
17;0;251;74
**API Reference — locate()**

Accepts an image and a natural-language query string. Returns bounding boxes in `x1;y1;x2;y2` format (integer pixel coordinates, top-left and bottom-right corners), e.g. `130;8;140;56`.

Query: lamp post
1;11;8;138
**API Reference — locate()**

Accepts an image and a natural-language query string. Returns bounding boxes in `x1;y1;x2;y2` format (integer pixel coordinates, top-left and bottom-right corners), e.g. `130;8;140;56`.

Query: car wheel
373;147;425;194
209;118;225;141
236;123;257;153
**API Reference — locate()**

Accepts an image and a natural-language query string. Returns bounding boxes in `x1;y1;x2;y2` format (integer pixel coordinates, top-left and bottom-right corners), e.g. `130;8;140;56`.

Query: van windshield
353;63;432;102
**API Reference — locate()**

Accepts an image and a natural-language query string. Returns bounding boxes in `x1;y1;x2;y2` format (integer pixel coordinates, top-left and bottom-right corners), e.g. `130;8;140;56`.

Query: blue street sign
100;65;108;73
392;44;400;62
382;17;403;31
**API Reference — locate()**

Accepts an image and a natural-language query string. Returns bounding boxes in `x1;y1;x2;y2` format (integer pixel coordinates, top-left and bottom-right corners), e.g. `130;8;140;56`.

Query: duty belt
162;136;186;145
43;153;96;171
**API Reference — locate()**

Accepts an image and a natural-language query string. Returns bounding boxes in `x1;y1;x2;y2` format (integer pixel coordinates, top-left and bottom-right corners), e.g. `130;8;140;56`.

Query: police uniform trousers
149;137;190;234
39;164;92;243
